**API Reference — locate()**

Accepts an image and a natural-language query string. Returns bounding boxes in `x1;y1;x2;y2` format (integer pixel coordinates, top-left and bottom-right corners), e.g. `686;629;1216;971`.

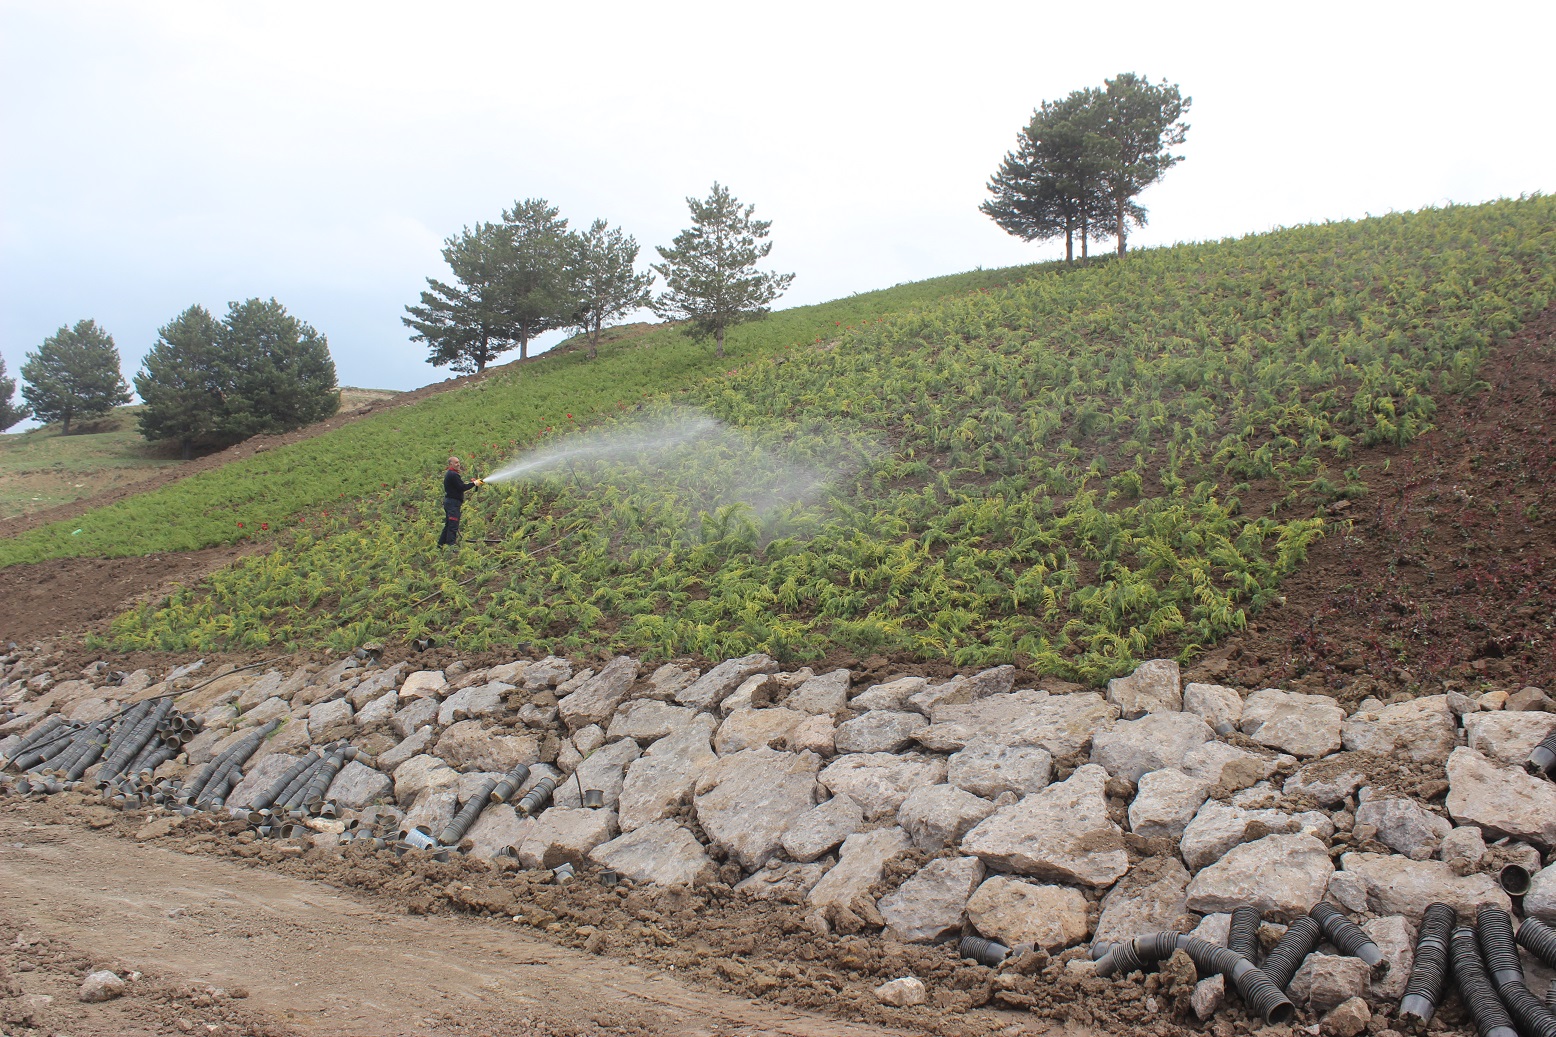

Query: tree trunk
61;409;71;436
1116;196;1127;258
715;326;725;360
519;331;529;361
1064;213;1074;265
181;438;192;461
1081;211;1089;263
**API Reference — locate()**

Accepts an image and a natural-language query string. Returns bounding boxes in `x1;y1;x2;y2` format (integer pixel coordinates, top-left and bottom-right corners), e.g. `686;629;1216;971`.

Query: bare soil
0;798;1118;1037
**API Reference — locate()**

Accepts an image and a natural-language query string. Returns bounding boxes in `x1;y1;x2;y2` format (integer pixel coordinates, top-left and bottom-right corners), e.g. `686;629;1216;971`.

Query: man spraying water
438;456;483;548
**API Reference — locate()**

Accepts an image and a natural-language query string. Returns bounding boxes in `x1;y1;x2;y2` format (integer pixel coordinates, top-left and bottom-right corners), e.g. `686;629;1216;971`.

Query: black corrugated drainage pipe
960;935;1010;966
1518;917;1556;968
516;775;556;817
1451;926;1519;1037
1399;902;1455;1023
1093;932;1293;1025
250;750;322;812
439;776;496;847
1261;915;1323;991
1228;905;1262;964
1310;902;1384;968
1481;906;1556;1037
490;764;532;804
1526;728;1556;775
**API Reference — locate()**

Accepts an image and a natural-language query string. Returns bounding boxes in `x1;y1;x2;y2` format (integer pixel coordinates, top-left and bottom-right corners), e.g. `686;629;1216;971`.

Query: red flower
237;522;244;528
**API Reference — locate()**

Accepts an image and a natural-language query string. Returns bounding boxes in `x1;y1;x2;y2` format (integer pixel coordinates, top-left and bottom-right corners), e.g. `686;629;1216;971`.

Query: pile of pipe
1;698;203;806
1086;900;1389;1026
1402;904;1556;1037
393;764;545;858
227;739;357;837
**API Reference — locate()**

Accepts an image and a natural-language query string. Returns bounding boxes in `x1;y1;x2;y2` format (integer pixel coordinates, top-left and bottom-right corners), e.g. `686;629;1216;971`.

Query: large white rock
717;673;771;715
226;752;301;810
808;827;912;918
1107;659;1182;719
521;656;572;689
1283;754;1369;807
1179;799;1334;872
818;752;947;821
437;680;511;726
308;697;353;730
607;699;694;744
917;690;1118;756
1092;856;1193;946
1128;768;1213;840
326;760;392;809
515;807;618;868
354;689;399;729
782;793;865;863
960;764;1128;887
392;754;460;807
897;784;995;850
590;820;714;887
557;656;640;731
1290;954;1371;1013
1464;711;1556;767
1354;797;1452;860
966;875;1089;951
851;677;927;712
1181;741;1286;793
879;856;985;943
1336;852;1510;921
464;803;532;858
1341;696;1455;765
675;654;778;711
347;663;407;708
1522;864;1556;921
617;714;717;832
947;740;1052;799
1446;746;1556;847
735;860;828;903
1184;682;1243;734
391;696;439;739
1238;689;1344;758
1363;915;1415;1001
787;669;852;715
240;696;290;727
713;708;806;755
403;785;458;835
1091;712;1214;785
1184;833;1334;920
553;737;642;809
906;666;1017;716
398;670;446;700
434;720;539;773
834;710;927;754
694;746;819;870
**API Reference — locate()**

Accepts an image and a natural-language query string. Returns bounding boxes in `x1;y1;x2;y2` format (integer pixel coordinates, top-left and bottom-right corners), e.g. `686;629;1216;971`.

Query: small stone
874;976;927;1008
1321;997;1371;1037
79;969;126;1002
1362;915;1414;1000
1439;825;1487;867
1290;954;1370;1013
1191;973;1225;1021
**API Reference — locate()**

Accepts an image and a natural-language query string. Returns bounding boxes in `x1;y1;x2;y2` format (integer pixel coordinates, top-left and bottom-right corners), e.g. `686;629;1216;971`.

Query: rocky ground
4;643;1555;1036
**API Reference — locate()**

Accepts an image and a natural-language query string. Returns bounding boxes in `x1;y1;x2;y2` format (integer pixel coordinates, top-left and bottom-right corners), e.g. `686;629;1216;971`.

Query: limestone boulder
1354;797;1452;860
1341;696;1455;765
1446;746;1556;847
379;727;434;772
714;708;806;755
1185;833;1334;920
1363;915;1415;1000
781;794;864;863
607;699;694;744
693;746;820;870
392;754;460;807
1464;711;1556;768
879;856;985;943
557;656;640;731
464;803;532;858
834;710;927;754
235;670;286;710
644;663;698;701
403;785;457;835
515;807;618;868
1092;856;1194;946
960;764;1128;888
590;820;714;886
1290;954;1371;1014
1106;659;1182;719
917;689;1118;756
947;740;1051;800
521;656;572;689
675;654;778;711
553;737;642;809
735;861;828;903
434;720;539;774
1283;754;1369;807
1439;825;1488;867
966;875;1089;951
347;663;407;708
717;673;771;715
818;752;947;821
1181;741;1286;793
436;681;511;726
1128;769;1213;840
1091;712;1214;785
398;670;446;700
897;784;995;850
1184;682;1243;734
354;689;399;729
808;827;912;919
786;669;851;715
1180;799;1334;872
1336;852;1510;921
326;760;393;810
1238;689;1344;758
240;696;290;728
851;677;926;712
790;714;835;756
391;697;439;739
616;714;717;831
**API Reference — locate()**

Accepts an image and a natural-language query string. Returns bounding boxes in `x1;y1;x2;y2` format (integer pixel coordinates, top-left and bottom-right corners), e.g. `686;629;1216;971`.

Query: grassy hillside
105;198;1556;677
0;407;183;520
0;269;1044;568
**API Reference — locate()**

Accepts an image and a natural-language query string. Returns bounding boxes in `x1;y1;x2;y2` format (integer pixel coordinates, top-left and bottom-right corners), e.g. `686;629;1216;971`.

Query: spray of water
484;411;720;484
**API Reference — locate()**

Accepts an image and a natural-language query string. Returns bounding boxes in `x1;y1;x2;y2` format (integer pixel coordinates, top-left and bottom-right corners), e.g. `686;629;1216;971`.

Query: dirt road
0;812;928;1037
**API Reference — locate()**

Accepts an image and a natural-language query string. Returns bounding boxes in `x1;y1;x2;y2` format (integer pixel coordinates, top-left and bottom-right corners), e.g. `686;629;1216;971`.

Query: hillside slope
105;198;1556;680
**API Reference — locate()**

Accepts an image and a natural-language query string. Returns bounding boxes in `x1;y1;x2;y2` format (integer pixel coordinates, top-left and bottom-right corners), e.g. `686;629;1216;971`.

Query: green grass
0;407;183;519
106;198;1556;678
0;266;1045;566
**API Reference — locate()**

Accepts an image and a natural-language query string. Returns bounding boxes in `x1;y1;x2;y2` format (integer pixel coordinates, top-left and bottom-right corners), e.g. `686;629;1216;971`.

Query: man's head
447;456;462;471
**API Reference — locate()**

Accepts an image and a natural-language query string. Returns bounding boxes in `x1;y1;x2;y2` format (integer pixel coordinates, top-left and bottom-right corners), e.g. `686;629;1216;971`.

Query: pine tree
0;354;29;431
1093;74;1192;257
20;320;131;434
652;183;794;359
134;305;229;458
569;220;654;360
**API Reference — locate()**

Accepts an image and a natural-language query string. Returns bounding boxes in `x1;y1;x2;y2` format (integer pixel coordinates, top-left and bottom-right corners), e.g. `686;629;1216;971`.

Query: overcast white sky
3;0;1553;424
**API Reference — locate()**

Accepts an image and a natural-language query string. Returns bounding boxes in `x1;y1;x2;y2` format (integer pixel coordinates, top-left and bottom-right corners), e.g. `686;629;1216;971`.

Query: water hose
1261;915;1323;991
1228;905;1262;964
1400;902;1456;1023
1310;902;1384;967
1451;926;1519;1037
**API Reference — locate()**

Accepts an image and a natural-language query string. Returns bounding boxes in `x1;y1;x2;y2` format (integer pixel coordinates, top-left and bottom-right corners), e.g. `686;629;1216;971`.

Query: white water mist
484;411;720;484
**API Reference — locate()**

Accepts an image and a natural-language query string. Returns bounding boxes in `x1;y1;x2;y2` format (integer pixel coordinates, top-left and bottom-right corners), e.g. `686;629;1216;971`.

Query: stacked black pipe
249;750;323;812
1400;902;1455;1023
1479;905;1556;1037
1452;925;1519;1037
2;715;66;766
440;775;497;847
1261;915;1323;991
1093;931;1292;1025
182;720;278;808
